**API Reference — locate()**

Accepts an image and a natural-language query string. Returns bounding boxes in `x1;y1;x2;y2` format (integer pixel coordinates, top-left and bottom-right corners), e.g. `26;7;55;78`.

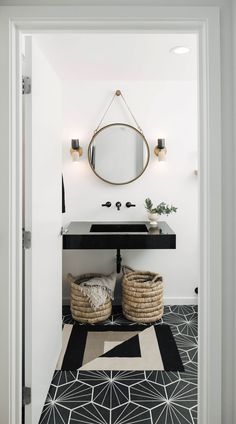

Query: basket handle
152;274;163;283
122;265;135;275
67;273;77;284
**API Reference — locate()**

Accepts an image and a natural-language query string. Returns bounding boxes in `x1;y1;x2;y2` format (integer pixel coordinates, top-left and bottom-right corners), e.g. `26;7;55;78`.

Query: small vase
147;212;160;227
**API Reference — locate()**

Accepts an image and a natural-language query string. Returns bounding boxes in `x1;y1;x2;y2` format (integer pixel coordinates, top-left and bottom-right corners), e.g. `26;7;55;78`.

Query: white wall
61;80;198;304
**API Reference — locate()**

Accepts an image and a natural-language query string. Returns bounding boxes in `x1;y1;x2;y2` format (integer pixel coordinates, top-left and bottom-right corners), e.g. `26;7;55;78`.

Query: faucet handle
102;201;112;207
126;202;136;208
115;201;122;211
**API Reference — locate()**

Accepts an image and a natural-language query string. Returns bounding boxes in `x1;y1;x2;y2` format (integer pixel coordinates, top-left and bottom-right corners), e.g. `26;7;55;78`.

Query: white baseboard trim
63;296;198;306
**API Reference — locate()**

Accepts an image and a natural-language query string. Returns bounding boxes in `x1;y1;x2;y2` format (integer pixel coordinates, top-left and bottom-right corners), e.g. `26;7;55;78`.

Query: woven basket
69;273;112;324
122;266;164;323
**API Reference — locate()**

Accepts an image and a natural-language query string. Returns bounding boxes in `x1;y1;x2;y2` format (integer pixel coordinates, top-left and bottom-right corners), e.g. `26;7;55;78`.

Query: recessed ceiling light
170;46;191;55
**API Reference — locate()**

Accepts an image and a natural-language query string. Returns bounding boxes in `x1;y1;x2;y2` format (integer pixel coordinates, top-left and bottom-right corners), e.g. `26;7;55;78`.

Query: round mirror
88;123;150;185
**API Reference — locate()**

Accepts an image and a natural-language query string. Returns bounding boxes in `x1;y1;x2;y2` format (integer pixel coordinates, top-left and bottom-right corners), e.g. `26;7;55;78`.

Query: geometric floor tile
77;370;112;386
190;405;198;424
51;370;78;386
169;305;197;315
174;334;198;355
130;380;167;409
39;401;71;424
111;403;152;424
151;401;195;424
93;379;129;408
145;370;180;386
162;312;188;327
165;380;197;407
112;371;147;386
55;381;92;409
180;361;198;383
151;380;197;423
179;349;191;366
177;313;198;338
39;305;198;424
71;403;110;424
186;348;198;363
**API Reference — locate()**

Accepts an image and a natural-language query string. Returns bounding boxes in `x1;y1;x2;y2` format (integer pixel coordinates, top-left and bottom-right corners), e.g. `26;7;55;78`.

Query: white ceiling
34;33;197;81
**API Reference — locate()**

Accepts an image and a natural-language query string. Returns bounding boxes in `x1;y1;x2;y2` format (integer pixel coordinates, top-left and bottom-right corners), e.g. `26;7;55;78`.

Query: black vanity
63;221;175;250
63;221;176;271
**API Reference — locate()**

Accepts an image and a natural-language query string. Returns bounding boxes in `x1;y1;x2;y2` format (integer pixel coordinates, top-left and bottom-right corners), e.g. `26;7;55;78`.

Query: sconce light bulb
70;139;83;162
71;150;80;162
154;139;167;161
158;149;166;161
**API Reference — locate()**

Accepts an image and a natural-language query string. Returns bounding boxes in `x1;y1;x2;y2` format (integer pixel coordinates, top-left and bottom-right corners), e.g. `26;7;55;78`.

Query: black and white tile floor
39;305;198;424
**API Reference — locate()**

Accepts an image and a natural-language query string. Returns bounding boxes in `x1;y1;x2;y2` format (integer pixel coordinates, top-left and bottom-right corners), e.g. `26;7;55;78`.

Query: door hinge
22;386;31;406
22;76;31;95
23;229;31;249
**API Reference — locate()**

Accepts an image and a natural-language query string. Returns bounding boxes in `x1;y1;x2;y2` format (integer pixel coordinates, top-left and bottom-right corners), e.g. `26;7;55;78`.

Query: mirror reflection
88;124;150;185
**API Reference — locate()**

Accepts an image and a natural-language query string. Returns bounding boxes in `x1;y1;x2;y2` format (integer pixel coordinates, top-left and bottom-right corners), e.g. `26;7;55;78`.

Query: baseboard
63;296;198;306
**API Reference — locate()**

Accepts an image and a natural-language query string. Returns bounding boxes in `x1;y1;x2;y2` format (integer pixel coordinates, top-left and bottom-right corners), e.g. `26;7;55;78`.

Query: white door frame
0;6;221;424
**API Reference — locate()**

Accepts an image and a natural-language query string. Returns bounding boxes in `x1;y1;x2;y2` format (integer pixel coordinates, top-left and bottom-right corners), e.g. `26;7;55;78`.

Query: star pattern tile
112;402;151;424
71;403;110;424
93;378;129;409
55;381;92;409
40;305;198;424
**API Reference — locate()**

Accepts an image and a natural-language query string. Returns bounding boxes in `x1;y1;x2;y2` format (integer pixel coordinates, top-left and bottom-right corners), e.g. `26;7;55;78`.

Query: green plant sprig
145;198;177;216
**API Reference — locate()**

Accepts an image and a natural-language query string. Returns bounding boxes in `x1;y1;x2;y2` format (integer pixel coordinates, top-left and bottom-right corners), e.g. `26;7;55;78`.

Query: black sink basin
90;224;148;233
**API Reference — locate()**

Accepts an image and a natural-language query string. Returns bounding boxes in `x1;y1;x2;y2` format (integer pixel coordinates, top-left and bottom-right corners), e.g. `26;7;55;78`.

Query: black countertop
63;221;176;250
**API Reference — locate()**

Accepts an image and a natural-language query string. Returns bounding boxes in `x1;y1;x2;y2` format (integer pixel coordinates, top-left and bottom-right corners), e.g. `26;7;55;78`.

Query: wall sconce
154;138;167;161
70;139;83;162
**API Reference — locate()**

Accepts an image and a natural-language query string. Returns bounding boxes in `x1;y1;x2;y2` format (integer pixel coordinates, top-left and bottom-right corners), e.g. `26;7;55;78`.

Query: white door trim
0;6;221;424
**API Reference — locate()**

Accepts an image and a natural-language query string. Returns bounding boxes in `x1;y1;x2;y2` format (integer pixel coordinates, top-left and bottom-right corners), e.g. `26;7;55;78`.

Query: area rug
56;323;184;372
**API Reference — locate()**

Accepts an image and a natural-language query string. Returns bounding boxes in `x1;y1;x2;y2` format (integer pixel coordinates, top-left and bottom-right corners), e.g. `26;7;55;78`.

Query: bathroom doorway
1;8;221;424
22;31;199;424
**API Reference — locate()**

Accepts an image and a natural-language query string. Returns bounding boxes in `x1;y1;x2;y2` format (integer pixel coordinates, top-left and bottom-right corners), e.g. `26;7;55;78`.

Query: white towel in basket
67;273;116;310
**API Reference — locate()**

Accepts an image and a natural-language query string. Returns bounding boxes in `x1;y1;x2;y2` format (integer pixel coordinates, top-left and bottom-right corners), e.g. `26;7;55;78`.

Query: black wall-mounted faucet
116;201;122;211
126;202;136;208
102;201;112;208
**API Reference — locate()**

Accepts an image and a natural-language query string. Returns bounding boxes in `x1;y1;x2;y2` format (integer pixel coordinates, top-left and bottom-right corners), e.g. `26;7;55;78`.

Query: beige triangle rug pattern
56;322;184;372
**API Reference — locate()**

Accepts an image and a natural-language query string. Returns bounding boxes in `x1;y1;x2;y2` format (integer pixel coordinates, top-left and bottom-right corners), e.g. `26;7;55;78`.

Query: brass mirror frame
87;123;150;185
